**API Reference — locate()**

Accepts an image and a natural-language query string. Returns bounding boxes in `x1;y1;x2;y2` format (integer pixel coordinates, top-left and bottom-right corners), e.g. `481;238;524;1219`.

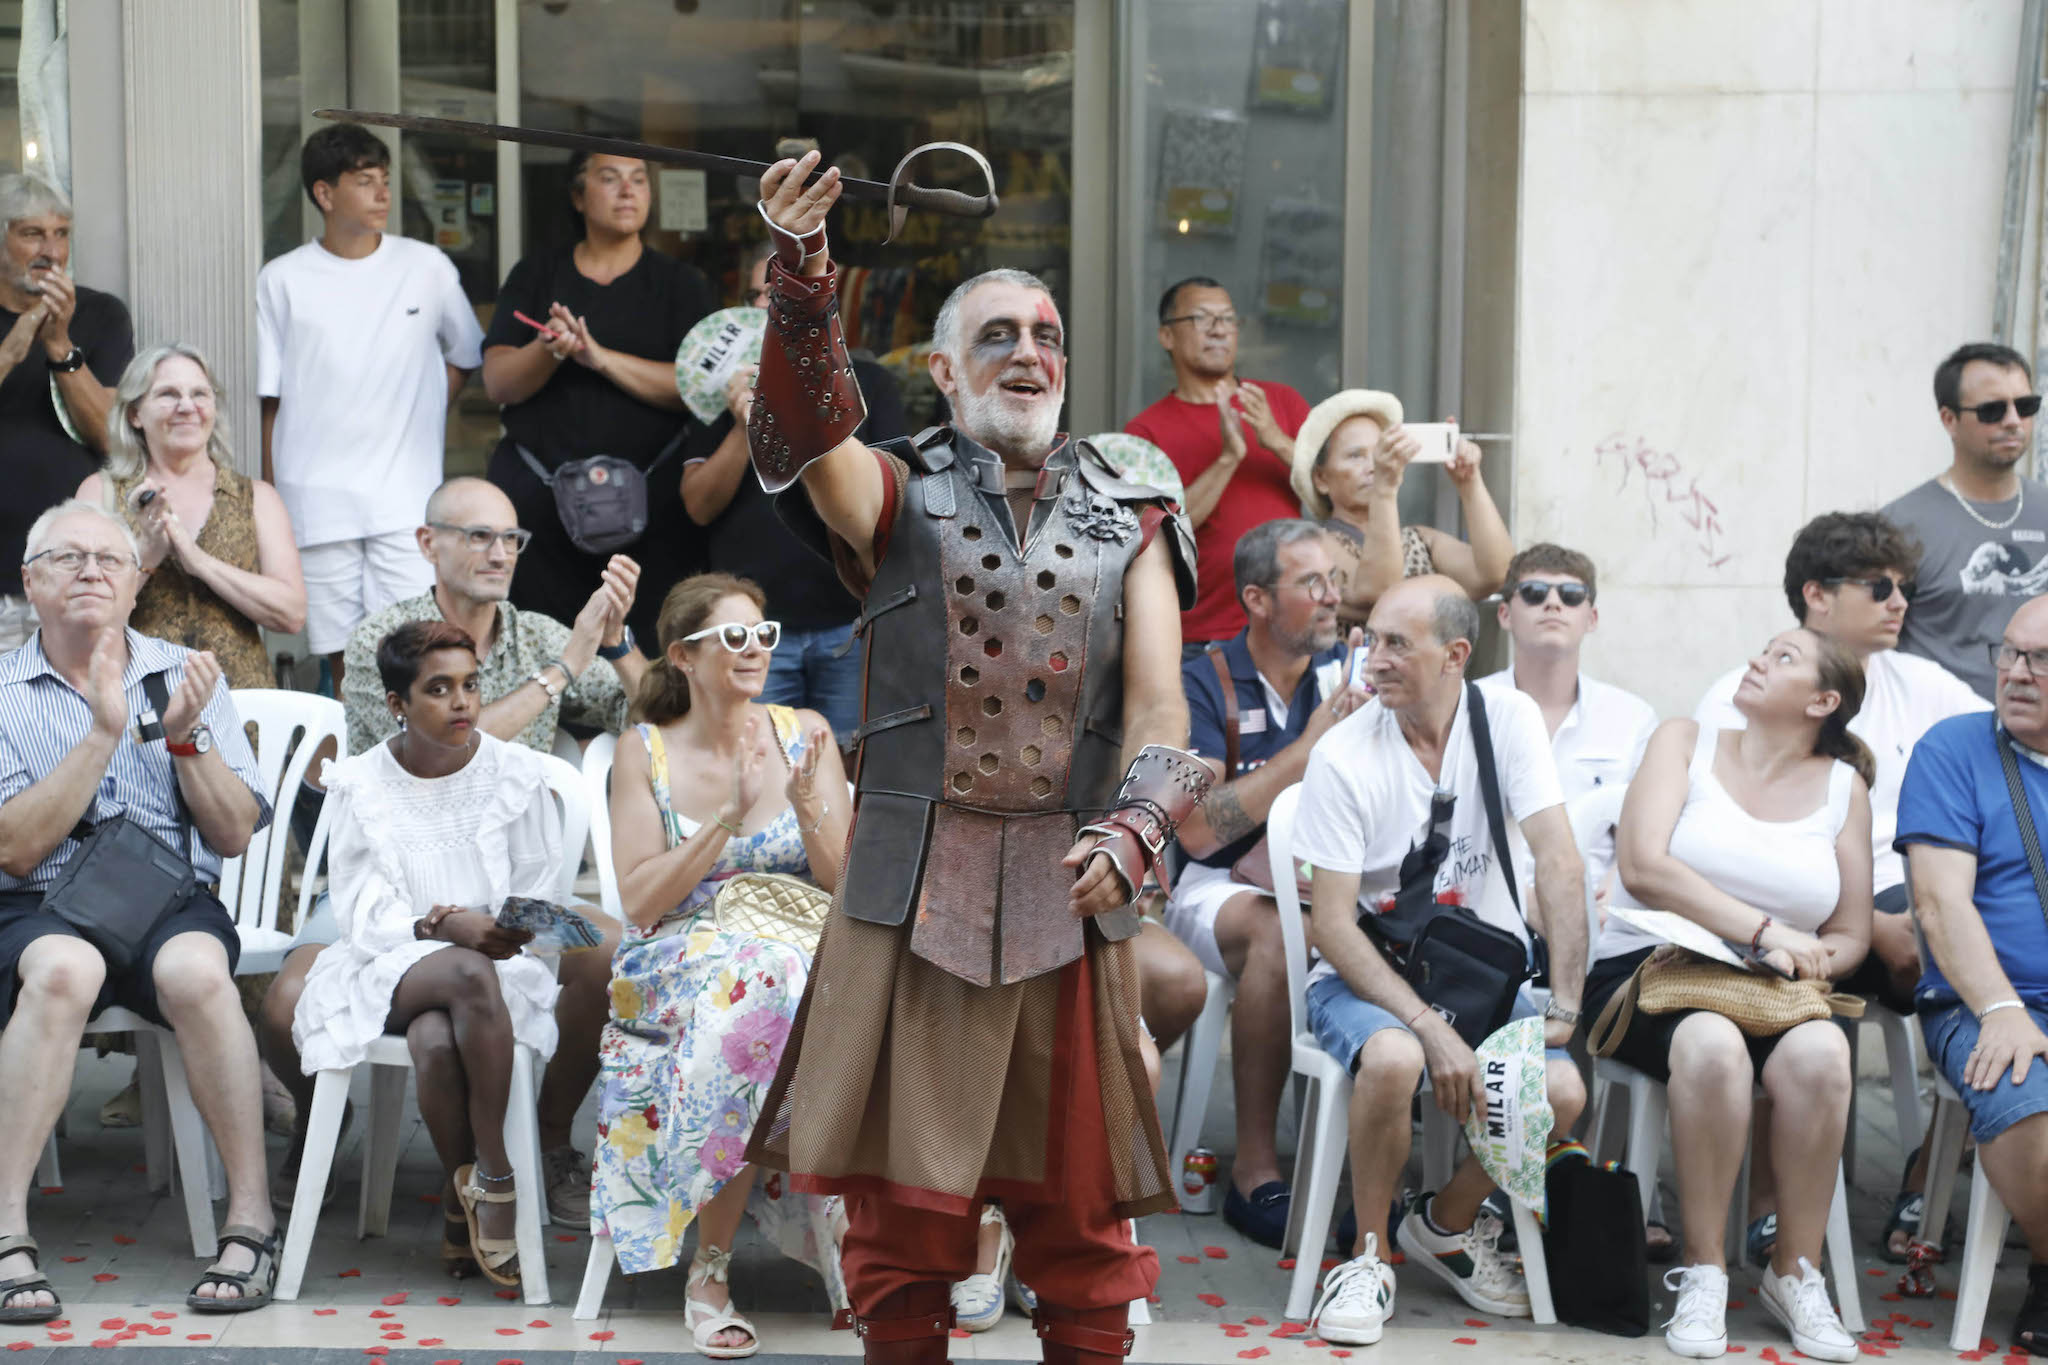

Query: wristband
1406;1004;1436;1030
597;627;637;662
757;199;828;266
1750;915;1772;953
715;811;744;836
796;802;826;835
1979;999;2028;1021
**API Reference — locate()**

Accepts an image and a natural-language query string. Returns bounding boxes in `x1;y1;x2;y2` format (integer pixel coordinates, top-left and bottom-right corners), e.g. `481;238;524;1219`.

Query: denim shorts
1922;1000;2048;1142
1306;972;1570;1073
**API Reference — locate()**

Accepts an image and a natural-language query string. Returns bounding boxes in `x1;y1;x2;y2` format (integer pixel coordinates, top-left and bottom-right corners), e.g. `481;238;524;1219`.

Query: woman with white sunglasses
590;573;853;1358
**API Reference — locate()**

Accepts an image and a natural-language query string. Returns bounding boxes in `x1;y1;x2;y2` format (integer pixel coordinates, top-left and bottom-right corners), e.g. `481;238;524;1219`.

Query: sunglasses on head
1512;580;1589;608
1821;576;1912;603
1953;395;2043;423
682;620;781;653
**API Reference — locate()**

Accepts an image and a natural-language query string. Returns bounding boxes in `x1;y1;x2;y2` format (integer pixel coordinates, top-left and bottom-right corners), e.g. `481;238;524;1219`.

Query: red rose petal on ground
1245;1316;1269;1326
554;1233;577;1242
1238;1351;1269;1361
1729;1299;1746;1309
149;1312;175;1321
949;1328;970;1338
417;1341;443;1348
338;1268;361;1277
493;1288;519;1300
1220;1325;1248;1338
526;1319;551;1328
1912;1320;1933;1330
47;1334;71;1343
46;1323;67;1331
1867;1268;1886;1276
1939;1290;1959;1300
1388;1251;1406;1265
1204;1245;1229;1259
437;1296;461;1306
1454;1339;1478;1346
1177;1254;1199;1263
1727;1349;1745;1355
110;1235;134;1246
1198;1292;1227;1307
381;1291;409;1305
362;1350;387;1359
616;1359;645;1365
1879;1292;1903;1301
1278;1257;1297;1269
59;1256;83;1263
588;1331;615;1341
37;1189;59;1197
370;1310;396;1319
90;1339;116;1349
97;1320;124;1331
89;1274;116;1283
1321;1257;1340;1271
1331;1353;1352;1360
186;1335;210;1342
495;1327;523;1335
1464;1318;1490;1327
313;1308;337;1315
434;1361;460;1365
1861;1348;1887;1357
7;1344;31;1352
382;1331;406;1340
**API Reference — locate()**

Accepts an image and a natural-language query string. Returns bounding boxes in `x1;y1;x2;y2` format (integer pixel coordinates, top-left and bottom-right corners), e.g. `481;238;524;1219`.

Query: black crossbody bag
1361;682;1544;1048
40;672;197;972
518;430;685;556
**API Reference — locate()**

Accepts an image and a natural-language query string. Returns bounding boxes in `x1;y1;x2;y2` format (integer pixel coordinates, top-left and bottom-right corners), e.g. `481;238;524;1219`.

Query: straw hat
1288;389;1404;520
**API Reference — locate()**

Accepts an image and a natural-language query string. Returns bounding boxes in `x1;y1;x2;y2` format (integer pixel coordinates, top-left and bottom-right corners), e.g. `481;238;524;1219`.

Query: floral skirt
593;912;843;1297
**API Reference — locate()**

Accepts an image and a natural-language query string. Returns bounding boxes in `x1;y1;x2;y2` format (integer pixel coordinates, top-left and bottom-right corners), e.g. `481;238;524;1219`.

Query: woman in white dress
1590;628;1874;1363
292;620;563;1287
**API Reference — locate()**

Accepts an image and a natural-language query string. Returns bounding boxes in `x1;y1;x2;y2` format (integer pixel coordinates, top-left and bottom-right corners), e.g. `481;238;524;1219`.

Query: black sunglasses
1952;395;2043;423
1512;580;1589;608
1821;576;1913;603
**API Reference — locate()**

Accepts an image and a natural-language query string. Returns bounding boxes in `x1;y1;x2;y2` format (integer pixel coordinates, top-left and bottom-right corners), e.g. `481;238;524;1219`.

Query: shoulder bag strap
1465;680;1522;916
1995;724;2048;926
1206;645;1240;778
515;443;557;488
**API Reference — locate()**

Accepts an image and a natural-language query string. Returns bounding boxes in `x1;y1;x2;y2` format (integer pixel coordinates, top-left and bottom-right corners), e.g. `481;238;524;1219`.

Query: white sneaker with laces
1311;1235;1396;1346
1394;1198;1530;1317
1662;1263;1728;1358
1758;1257;1857;1362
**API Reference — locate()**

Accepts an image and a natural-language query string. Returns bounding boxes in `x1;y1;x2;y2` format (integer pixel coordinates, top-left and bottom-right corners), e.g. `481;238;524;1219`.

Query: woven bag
712;871;831;957
1589;946;1863;1055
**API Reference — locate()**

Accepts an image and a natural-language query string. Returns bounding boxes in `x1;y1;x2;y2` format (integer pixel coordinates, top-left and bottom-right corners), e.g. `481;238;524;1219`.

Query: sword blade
315;107;905;204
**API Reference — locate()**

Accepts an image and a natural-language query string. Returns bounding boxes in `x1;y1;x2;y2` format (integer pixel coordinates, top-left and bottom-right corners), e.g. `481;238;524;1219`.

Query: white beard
953;380;1063;463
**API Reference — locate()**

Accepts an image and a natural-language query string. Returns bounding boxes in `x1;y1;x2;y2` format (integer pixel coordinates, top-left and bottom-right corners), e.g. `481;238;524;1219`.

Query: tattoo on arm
1205;784;1256;847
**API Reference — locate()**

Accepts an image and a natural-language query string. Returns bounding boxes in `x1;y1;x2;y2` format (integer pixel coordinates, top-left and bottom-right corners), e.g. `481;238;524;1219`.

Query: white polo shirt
1692;648;1988;894
1475;667;1658;894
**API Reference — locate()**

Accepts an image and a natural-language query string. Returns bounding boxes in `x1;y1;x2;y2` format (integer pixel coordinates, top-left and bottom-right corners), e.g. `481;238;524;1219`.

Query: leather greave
855;1281;955;1363
1032;1302;1134;1364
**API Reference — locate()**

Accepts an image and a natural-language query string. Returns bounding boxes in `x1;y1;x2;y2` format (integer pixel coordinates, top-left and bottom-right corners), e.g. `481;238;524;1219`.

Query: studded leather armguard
1076;744;1214;903
747;256;868;494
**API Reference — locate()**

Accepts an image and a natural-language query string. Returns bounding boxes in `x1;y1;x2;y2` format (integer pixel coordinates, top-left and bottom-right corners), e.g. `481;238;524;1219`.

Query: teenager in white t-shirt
1293;576;1588;1346
1690;511;1987;1266
256;123;485;684
1474;543;1658;911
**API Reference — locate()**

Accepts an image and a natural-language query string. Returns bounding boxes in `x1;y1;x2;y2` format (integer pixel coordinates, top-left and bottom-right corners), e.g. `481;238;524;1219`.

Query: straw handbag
712;871;831;957
1589;946;1863;1056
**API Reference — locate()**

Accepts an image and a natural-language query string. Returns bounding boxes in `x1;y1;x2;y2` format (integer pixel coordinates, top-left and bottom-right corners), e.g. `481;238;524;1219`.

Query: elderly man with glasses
0;499;277;1319
1125;277;1312;653
1882;341;2048;700
258;475;639;1227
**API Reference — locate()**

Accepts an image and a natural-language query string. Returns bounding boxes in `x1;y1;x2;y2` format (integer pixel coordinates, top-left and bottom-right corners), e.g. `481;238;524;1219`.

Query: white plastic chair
274;752;589;1306
1920;1070;2009;1352
1586;1055;1864;1332
1165;968;1233;1211
1841;1002;1923;1180
581;733;623;923
1266;783;1552;1325
221;689;346;975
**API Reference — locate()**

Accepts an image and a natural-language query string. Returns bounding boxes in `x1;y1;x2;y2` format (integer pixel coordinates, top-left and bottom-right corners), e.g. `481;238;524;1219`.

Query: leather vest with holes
834;429;1194;986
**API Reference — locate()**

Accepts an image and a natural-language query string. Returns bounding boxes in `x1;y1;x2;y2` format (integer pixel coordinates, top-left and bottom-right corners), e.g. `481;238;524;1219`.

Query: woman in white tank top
1587;628;1875;1363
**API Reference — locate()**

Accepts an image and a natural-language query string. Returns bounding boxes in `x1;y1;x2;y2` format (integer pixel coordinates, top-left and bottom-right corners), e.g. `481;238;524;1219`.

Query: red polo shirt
1125;382;1311;643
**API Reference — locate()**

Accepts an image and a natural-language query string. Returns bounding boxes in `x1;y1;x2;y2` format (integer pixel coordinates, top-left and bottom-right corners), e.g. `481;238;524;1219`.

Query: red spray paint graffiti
1592;434;1731;568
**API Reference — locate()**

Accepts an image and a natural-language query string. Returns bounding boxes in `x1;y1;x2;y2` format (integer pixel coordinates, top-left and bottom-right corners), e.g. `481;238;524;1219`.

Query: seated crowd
2;121;2048;1365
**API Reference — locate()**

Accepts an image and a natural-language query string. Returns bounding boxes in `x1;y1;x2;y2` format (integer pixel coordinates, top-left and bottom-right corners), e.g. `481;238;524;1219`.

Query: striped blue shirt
0;629;272;891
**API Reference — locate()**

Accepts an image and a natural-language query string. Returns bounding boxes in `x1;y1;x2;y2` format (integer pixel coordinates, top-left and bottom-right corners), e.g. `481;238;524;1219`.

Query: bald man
262;476;640;1227
1291;576;1587;1344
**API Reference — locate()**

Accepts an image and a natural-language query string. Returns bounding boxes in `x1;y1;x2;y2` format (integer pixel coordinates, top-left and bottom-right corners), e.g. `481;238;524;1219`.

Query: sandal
1745;1212;1777;1269
440;1213;479;1280
453;1162;521;1290
686;1243;760;1359
1645;1218;1677;1265
0;1235;61;1323
186;1223;280;1313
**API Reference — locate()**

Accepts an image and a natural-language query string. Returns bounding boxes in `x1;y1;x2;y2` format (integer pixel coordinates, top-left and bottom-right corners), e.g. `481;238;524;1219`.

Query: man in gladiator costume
742;152;1212;1363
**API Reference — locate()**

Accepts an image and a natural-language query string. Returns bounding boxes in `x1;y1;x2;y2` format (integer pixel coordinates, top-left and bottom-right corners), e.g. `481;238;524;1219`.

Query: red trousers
839;960;1160;1312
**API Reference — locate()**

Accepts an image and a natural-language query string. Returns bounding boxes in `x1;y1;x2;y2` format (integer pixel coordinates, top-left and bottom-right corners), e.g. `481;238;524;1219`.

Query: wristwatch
597;626;637;661
166;724;213;758
1541;999;1581;1026
49;347;85;374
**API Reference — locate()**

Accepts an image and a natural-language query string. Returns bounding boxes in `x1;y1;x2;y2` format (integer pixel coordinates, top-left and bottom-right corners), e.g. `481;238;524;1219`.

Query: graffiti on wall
1593;434;1732;569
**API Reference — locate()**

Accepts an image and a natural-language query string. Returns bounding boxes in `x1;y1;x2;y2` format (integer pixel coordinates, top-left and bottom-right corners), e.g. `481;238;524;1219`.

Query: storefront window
1118;0;1348;423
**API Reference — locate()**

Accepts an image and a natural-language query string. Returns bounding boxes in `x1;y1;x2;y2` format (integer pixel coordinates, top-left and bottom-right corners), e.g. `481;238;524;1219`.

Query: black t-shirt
0;286;134;594
482;242;715;467
693;359;910;629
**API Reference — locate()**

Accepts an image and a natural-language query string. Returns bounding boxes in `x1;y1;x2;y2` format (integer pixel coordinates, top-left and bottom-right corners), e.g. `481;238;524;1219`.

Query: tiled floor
5;1028;2032;1364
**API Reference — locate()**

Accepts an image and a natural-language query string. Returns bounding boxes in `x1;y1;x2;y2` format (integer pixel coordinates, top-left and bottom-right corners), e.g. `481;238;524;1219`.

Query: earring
396;714;407;732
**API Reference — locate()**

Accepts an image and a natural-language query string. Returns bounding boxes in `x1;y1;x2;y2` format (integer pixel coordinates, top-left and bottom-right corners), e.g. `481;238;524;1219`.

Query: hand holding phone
1401;421;1459;464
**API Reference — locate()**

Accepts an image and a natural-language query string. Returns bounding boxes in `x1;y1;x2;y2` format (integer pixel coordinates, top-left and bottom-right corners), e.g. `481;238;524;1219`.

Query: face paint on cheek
1034;297;1066;392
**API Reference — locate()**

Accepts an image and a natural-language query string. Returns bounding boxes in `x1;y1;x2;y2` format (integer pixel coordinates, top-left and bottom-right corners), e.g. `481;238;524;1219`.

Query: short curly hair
376;620;478;699
1782;512;1922;622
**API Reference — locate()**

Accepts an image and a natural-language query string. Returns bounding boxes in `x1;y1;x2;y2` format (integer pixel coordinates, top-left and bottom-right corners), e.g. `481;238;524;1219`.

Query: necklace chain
1941;473;2025;531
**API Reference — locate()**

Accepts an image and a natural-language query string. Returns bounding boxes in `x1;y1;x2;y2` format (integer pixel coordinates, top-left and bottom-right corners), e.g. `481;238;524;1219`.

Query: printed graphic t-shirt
1883;475;2048;699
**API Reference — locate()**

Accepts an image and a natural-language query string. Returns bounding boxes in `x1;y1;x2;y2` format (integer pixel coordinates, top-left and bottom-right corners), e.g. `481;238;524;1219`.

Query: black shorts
1584;946;1791;1084
1830;883;1915;1013
0;887;240;1029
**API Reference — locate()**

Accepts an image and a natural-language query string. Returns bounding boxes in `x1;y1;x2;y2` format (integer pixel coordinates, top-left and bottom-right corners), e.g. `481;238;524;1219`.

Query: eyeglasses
1512;580;1589;608
23;547;135;576
1952;395;2043;423
683;620;781;653
1358;629;1416;657
1822;576;1912;603
1993;642;2048;675
1276;572;1339;602
1162;310;1239;332
430;522;533;554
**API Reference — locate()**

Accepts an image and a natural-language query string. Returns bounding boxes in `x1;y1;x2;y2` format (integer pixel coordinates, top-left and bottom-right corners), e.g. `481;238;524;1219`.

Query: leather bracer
1076;744;1214;902
746;256;867;493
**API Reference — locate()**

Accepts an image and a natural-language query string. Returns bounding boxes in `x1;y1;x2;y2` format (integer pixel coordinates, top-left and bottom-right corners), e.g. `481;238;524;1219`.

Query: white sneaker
1395;1197;1530;1317
1662;1263;1728;1358
951;1205;1013;1332
1758;1257;1856;1362
1311;1235;1397;1346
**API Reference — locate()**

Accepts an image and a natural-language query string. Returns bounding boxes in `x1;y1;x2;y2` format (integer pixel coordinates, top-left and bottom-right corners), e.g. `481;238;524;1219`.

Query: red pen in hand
513;309;565;342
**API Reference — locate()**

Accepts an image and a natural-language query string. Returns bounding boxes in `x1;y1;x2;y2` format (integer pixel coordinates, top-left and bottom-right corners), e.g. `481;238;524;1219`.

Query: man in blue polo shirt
1895;592;2048;1354
1167;518;1368;1246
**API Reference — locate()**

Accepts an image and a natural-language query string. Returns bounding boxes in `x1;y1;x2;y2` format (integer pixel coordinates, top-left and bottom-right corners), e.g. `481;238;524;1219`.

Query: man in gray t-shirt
1884;341;2048;698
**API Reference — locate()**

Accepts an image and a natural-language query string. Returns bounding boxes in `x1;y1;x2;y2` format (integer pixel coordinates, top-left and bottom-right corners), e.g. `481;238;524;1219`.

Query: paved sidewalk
2;1028;2028;1364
